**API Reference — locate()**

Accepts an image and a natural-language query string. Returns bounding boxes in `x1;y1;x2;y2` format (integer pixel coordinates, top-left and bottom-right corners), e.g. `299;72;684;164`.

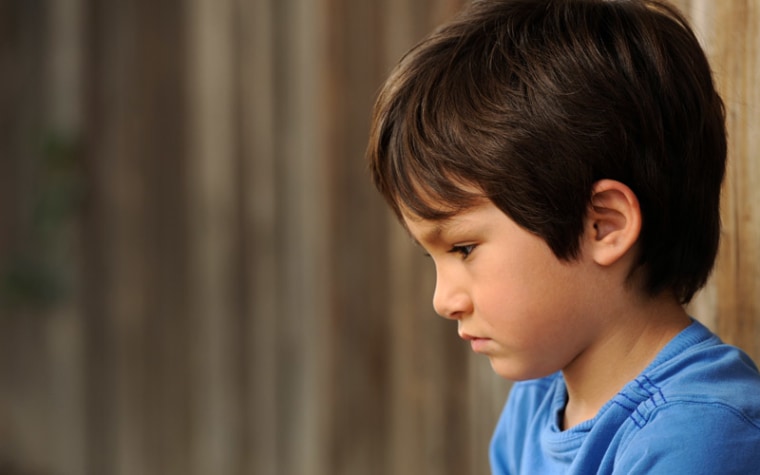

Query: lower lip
470;338;491;353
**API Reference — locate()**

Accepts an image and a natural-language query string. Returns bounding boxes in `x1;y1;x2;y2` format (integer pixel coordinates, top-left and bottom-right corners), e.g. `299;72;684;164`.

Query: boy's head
367;0;726;304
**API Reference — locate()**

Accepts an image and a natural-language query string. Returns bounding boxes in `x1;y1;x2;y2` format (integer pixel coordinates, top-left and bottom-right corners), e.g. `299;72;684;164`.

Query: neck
561;294;691;430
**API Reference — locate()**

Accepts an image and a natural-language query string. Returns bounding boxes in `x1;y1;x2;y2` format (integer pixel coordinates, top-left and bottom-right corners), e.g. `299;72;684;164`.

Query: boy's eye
448;244;476;258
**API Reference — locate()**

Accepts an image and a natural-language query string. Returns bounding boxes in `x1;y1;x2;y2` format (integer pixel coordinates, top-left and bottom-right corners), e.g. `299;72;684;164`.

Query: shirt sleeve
613;401;760;475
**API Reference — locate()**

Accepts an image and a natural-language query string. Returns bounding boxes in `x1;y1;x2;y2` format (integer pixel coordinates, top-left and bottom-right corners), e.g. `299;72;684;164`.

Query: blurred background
0;0;757;474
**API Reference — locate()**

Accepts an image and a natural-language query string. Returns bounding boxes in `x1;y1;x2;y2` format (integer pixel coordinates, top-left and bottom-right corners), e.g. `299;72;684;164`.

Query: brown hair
367;0;726;304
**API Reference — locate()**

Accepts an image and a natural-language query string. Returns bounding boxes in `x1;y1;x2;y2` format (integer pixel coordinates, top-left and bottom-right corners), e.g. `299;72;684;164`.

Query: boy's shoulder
611;398;760;473
613;331;760;471
641;319;760;407
596;320;760;472
601;319;760;430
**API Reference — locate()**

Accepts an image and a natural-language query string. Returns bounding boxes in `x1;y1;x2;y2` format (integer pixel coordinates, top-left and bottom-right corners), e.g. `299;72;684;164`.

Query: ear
584;179;642;267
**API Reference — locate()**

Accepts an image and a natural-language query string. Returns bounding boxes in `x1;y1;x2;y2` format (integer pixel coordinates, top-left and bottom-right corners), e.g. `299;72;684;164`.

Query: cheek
474;249;584;327
473;268;539;326
479;247;554;300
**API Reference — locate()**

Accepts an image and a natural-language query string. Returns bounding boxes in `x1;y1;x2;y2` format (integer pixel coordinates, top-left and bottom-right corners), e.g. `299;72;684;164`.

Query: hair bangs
370;42;488;221
383;106;484;221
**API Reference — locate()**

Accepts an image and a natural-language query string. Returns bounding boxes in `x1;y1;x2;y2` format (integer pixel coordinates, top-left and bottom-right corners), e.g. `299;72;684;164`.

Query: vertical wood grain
45;0;86;473
241;0;280;472
186;0;243;473
271;0;333;473
687;0;760;363
715;0;760;361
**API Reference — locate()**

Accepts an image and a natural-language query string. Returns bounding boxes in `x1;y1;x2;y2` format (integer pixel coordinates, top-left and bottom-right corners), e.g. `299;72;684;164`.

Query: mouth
459;332;491;353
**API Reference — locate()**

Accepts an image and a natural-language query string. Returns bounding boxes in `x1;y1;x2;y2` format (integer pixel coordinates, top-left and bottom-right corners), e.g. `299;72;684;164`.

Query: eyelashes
418;244;477;259
448;244;476;258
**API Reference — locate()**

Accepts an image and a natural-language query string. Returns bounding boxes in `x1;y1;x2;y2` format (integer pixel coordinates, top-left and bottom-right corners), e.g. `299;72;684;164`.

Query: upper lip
459;332;486;341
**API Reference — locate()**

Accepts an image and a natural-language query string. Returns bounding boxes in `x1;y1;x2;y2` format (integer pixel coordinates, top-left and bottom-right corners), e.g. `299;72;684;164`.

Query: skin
402;180;691;429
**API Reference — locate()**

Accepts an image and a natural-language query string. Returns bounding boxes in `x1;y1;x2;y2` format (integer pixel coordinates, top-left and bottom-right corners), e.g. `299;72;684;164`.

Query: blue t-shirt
490;320;760;474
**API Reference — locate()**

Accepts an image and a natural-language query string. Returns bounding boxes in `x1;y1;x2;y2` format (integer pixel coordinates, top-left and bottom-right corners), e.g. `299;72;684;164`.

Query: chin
489;358;557;382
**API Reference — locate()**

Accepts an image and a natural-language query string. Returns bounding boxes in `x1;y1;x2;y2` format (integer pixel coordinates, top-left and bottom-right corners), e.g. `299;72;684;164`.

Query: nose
432;268;472;319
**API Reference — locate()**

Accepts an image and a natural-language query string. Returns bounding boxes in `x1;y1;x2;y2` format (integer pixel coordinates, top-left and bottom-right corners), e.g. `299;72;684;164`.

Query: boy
366;0;760;473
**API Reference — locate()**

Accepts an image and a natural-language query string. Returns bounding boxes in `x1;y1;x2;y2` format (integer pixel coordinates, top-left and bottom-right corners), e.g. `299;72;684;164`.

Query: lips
459;331;482;340
460;332;491;353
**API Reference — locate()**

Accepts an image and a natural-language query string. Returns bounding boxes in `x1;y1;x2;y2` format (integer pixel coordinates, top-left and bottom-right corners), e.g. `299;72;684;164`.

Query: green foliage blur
1;131;84;311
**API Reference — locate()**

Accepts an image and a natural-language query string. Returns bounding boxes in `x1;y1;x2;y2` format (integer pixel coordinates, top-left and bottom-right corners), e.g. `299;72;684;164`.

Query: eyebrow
406;217;456;248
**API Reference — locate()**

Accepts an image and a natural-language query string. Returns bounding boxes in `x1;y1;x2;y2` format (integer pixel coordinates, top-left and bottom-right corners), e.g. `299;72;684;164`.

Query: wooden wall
0;1;756;474
683;0;760;361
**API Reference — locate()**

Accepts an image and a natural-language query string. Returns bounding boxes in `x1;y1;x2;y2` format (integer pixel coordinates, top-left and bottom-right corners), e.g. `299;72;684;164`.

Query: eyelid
448;244;476;258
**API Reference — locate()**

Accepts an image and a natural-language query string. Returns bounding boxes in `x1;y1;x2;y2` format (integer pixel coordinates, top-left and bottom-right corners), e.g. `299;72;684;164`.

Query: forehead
401;198;489;244
401;213;451;245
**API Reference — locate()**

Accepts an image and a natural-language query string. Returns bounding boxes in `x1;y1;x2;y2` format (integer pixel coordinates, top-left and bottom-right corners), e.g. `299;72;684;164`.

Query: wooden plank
44;1;87;473
83;2;150;474
737;0;760;362
80;1;119;472
135;1;192;472
719;0;760;361
270;0;332;473
239;0;280;473
322;0;382;472
688;0;760;363
185;0;243;473
88;2;191;473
